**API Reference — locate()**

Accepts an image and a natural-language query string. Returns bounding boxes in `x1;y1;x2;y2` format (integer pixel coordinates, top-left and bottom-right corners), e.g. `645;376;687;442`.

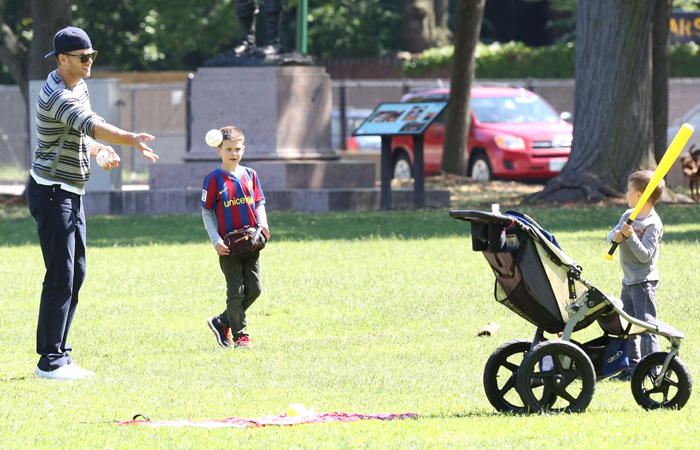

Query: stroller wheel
483;339;532;413
516;340;596;413
631;352;692;410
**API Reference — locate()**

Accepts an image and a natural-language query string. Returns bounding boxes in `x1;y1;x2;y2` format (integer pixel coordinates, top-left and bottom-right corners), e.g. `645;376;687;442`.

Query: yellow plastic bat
606;123;694;260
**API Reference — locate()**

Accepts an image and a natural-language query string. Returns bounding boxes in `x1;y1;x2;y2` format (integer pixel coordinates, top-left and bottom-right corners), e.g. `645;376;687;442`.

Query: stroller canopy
451;210;678;337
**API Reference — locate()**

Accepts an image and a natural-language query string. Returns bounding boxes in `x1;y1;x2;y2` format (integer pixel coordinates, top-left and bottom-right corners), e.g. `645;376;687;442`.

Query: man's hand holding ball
95;146;121;170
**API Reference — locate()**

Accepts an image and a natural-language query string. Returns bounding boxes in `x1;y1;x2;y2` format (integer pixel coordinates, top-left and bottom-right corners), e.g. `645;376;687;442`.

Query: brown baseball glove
222;226;270;257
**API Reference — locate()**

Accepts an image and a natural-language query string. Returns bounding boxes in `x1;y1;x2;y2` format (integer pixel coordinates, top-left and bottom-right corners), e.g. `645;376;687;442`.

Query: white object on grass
286;404;315;416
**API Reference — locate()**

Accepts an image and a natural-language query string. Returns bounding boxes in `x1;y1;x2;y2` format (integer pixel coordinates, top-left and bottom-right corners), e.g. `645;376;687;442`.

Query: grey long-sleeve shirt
606;208;663;285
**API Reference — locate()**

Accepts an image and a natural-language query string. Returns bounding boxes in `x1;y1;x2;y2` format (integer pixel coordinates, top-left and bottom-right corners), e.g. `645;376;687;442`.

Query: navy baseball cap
45;27;92;58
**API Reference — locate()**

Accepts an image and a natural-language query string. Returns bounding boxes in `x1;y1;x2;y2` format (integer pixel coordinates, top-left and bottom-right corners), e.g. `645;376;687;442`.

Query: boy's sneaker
207;316;233;348
234;336;251;348
35;364;86;381
611;369;633;382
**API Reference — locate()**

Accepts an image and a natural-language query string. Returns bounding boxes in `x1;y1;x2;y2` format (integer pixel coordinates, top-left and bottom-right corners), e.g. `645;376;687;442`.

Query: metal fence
0;85;29;168
330;78;577;150
2;77;700;171
331;77;700;150
0;82;188;174
120;83;188;173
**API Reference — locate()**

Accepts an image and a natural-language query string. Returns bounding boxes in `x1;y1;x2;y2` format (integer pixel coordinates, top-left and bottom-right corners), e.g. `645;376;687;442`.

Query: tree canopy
1;0;698;85
307;1;402;57
0;0;407;82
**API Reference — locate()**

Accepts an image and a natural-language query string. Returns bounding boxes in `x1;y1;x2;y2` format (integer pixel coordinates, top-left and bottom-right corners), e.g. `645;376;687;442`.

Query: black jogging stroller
451;209;692;413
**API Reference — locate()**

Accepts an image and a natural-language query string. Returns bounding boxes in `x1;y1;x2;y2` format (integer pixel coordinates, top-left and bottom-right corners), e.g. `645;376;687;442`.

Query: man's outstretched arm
93;122;159;162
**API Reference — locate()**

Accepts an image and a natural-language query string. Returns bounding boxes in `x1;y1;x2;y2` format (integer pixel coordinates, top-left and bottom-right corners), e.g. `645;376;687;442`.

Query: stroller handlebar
450;210;514;226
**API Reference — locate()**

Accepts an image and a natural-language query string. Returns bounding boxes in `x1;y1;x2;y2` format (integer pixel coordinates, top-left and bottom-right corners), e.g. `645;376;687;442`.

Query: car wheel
470;154;493;182
393;153;412;180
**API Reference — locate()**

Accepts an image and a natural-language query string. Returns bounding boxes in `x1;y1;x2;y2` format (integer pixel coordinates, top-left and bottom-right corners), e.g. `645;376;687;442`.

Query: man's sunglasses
64;52;98;63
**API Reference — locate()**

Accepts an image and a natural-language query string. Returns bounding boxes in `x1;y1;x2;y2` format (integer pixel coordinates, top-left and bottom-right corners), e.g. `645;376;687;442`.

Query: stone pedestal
186;66;335;161
150;161;375;190
82;187;451;216
119;65;451;215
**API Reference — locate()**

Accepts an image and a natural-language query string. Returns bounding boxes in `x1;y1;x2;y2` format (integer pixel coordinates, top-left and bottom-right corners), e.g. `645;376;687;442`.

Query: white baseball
96;149;112;167
205;129;223;147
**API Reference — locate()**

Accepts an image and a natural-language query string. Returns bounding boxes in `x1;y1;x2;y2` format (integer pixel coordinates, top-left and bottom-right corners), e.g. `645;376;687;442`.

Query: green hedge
402;41;700;78
669;42;700;77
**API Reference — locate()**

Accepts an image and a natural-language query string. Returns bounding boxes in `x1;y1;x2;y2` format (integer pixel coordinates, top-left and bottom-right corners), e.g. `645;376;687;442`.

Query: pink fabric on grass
118;412;419;428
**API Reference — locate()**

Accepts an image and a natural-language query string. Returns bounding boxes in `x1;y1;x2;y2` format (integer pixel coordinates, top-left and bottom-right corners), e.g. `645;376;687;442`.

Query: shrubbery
402;41;700;78
669;42;700;77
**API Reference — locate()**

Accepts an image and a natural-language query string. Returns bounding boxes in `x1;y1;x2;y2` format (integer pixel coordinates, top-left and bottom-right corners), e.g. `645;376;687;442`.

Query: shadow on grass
662;229;700;244
2;206;699;248
0;211;471;248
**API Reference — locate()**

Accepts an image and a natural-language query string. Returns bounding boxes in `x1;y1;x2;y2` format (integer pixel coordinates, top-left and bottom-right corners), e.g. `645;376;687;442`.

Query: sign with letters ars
670;12;700;44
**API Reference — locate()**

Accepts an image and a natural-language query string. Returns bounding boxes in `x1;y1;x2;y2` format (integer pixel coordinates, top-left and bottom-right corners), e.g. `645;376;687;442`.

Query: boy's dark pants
218;250;262;338
620;281;661;370
26;178;87;371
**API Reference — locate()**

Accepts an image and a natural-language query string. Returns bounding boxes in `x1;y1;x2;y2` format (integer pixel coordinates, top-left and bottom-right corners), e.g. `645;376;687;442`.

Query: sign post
354;101;448;209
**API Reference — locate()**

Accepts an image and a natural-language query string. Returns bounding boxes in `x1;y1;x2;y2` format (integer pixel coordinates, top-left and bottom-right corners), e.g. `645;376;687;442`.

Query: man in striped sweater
27;27;159;381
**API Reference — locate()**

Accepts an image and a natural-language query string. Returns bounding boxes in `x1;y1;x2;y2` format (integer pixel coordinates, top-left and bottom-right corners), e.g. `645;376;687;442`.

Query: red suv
391;85;573;181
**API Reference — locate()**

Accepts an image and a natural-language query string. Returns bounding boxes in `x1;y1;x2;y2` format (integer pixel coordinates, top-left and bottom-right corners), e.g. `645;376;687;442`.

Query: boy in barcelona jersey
201;126;268;348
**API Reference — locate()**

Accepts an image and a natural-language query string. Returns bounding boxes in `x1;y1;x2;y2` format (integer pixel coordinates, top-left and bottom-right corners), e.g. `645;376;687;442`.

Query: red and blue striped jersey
201;166;266;237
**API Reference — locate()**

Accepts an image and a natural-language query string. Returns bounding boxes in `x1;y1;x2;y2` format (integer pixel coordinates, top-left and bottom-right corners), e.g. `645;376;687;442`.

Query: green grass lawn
0;165;28;184
1;205;699;449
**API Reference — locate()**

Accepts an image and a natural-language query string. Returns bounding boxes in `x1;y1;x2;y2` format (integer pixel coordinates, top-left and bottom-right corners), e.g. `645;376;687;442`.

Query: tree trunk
527;0;656;203
0;0;71;187
652;0;671;164
441;0;486;176
0;0;71;104
0;0;29;101
29;0;72;82
399;0;452;53
434;0;450;39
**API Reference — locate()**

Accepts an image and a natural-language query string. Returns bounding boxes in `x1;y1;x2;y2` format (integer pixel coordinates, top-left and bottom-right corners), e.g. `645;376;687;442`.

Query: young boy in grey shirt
607;170;664;381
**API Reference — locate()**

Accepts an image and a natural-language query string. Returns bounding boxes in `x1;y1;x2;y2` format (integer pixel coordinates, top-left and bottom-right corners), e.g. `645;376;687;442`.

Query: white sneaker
35;364;86;381
68;363;95;377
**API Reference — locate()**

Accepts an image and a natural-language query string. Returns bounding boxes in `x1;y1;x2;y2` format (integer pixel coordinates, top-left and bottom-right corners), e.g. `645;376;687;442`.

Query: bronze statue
234;0;285;56
204;0;313;66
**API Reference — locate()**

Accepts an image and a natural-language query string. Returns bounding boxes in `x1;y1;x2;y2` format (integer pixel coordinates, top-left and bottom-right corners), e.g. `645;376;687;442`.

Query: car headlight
494;135;526;150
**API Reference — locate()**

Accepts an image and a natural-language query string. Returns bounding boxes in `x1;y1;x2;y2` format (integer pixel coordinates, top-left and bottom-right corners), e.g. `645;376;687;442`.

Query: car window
472;96;559;123
349;117;363;133
331;116;339;135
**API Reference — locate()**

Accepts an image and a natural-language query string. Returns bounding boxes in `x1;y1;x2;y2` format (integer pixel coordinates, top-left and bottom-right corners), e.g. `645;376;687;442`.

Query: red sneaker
234;336;251;348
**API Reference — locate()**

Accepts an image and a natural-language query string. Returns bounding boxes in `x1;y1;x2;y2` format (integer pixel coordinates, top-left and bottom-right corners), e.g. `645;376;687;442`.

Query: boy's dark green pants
218;250;262;339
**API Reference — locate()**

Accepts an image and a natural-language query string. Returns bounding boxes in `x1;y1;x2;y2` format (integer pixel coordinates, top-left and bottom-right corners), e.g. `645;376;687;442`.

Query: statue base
186;65;334;161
